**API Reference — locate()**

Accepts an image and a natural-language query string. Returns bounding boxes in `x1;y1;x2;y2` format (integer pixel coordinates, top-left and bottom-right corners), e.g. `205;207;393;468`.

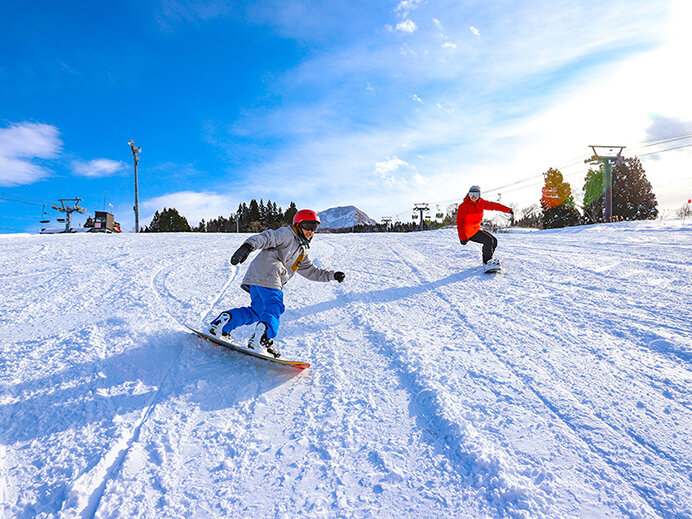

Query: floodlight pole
587;146;625;222
413;203;429;232
128;140;141;232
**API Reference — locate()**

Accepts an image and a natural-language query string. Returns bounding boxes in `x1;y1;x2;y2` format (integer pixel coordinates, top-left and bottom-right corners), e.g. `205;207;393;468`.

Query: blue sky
1;0;690;233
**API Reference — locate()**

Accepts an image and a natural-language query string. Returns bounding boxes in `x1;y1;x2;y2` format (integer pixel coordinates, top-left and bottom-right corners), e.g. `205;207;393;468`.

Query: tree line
143;199;298;233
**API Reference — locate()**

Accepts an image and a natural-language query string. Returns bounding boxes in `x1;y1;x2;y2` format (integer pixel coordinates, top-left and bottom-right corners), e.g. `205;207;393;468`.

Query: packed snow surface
1;221;691;518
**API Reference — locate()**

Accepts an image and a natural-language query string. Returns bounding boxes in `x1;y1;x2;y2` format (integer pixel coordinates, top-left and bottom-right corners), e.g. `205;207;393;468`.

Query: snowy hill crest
318;205;377;229
1;220;690;518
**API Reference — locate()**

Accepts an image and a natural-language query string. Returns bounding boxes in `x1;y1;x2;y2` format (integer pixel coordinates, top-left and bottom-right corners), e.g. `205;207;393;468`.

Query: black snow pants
468;229;498;264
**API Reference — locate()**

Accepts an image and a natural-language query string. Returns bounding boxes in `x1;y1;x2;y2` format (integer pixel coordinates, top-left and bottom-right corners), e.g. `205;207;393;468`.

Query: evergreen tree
144;207;191;232
540;168;581;228
259;199;267;227
84;216;94;228
612;157;658;220
583;157;658;222
238;203;249;232
248;200;261;223
284;202;298;226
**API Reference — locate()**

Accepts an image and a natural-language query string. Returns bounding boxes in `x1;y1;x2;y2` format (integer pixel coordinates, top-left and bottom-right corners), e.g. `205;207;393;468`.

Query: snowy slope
1;221;691;518
318;206;377;229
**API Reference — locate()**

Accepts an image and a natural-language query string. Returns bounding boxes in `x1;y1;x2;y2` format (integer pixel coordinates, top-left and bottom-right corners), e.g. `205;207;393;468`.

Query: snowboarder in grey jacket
209;209;345;358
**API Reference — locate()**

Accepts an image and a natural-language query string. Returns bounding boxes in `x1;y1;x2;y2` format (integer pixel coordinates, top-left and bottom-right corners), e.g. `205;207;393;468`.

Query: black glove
509;209;515;216
334;271;345;283
460;239;468;245
231;243;253;265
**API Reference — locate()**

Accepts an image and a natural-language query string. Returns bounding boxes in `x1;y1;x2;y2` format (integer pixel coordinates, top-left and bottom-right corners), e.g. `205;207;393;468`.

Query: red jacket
456;196;511;241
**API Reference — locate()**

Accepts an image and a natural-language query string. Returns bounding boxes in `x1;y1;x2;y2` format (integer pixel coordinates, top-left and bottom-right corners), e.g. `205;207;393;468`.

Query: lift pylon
51;198;86;233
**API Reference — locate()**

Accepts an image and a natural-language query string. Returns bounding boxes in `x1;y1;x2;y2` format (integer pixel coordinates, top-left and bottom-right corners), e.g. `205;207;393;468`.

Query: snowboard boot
209;312;232;338
247;322;281;358
484;258;501;273
261;335;281;359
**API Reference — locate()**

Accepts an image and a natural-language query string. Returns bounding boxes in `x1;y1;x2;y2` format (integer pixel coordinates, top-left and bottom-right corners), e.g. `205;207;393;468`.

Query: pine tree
144;207;191;232
284;202;298;226
248;200;260;223
582;157;658;222
612;157;658;220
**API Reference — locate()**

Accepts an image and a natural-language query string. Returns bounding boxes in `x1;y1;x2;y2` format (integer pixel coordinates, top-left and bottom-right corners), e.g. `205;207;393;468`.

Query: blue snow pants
220;285;285;339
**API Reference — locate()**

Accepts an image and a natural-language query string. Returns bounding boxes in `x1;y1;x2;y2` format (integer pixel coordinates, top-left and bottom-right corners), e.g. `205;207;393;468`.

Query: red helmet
293;209;320;228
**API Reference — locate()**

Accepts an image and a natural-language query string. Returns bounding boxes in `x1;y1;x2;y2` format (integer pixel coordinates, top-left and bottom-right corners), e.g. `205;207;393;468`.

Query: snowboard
185;325;310;369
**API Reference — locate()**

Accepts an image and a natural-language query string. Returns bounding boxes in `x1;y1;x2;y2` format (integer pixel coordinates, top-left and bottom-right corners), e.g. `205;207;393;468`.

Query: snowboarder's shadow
285;270;475;320
0;331;299;445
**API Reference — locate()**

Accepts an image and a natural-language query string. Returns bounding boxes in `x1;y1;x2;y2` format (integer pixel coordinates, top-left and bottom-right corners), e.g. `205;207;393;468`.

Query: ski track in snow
0;224;691;518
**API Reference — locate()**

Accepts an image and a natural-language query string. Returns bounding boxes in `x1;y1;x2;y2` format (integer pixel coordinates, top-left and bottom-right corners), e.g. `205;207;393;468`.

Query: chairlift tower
51;198;86;233
586;145;625;222
413;203;429;231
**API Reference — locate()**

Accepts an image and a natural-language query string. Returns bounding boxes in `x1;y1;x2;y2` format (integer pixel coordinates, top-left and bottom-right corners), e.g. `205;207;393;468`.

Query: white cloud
375;157;409;181
396;19;417;33
72;158;127;177
411;94;423;103
201;1;686;219
0;122;61;187
442;41;457;49
141;191;237;227
644;116;692;143
395;0;422;18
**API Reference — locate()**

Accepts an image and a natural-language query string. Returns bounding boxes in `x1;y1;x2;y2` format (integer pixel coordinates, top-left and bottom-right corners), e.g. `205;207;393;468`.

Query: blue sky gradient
1;0;690;232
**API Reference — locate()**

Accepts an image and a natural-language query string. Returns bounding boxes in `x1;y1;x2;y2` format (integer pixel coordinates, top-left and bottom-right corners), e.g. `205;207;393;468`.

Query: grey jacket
239;226;335;292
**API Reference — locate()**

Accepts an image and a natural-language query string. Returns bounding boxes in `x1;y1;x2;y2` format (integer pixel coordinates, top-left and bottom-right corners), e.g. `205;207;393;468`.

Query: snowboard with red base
185;325;310;369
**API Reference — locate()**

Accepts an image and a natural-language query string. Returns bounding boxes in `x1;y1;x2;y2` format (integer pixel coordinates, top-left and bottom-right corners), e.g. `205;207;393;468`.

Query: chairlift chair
39;205;50;224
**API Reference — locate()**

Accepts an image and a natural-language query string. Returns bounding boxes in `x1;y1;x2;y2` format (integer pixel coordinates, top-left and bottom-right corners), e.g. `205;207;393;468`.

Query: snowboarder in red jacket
456;185;513;267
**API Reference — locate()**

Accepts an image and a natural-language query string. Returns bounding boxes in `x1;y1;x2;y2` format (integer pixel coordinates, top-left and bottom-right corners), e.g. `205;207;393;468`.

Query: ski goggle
469;192;480;199
299;221;319;231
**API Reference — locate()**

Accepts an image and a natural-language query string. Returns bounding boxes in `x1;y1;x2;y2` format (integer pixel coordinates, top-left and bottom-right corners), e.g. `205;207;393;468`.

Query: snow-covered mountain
1;220;691;518
318;205;377;229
